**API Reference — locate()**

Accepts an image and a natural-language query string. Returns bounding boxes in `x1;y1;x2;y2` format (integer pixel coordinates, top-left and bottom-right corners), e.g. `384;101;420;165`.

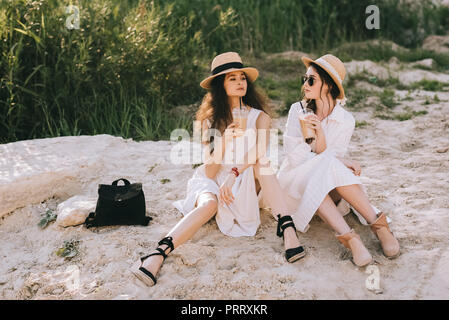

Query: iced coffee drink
298;107;316;144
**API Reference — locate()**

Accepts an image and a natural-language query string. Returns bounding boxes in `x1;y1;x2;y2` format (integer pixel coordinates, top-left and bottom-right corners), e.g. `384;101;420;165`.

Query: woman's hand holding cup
224;122;241;140
304;114;323;134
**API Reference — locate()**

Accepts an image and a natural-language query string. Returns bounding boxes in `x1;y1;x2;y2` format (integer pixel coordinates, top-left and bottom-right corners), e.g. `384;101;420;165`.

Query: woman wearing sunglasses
276;54;400;267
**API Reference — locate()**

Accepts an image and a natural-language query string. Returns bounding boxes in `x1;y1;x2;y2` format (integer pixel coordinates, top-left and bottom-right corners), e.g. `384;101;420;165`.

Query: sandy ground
1;60;448;300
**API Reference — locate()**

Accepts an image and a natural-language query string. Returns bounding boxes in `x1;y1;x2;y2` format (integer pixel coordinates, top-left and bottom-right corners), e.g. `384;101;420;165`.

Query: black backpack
85;178;152;228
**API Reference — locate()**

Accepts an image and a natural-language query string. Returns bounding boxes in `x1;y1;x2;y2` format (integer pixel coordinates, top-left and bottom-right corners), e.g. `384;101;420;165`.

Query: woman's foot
283;227;302;255
369;213;400;259
139;244;169;280
131;237;174;286
336;229;373;267
276;215;306;262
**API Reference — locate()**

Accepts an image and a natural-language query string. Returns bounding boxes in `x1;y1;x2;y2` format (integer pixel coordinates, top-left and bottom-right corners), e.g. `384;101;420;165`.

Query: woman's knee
318;194;336;211
196;194;218;214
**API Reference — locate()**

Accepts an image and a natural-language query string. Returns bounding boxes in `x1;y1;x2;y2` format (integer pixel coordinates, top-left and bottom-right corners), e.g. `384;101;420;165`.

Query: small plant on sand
376;108;428;121
379;89;398;108
38;210;57;229
148;164;158;173
55;240;80;260
160;178;171;184
393;110;428;121
345;88;376;110
411;80;448;92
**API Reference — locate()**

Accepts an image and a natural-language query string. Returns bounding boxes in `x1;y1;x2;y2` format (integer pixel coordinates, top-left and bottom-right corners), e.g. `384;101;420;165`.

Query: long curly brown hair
196;73;270;142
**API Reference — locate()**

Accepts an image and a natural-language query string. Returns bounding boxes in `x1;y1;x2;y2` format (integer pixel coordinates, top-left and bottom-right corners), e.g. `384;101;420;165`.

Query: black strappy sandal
276;214;306;263
131;236;174;286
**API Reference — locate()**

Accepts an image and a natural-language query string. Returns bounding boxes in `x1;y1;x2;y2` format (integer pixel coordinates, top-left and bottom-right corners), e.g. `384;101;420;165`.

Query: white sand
1;62;448;300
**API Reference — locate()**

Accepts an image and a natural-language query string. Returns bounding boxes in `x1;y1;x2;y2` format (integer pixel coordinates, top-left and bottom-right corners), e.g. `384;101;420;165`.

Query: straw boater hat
301;54;346;99
200;52;259;89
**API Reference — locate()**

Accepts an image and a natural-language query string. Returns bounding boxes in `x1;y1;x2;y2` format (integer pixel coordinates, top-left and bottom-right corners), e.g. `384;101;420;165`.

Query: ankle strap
141;247;168;261
276;214;296;237
158;236;174;254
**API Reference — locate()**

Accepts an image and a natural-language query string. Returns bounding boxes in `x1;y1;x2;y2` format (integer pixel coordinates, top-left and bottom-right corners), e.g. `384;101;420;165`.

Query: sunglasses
302;75;315;87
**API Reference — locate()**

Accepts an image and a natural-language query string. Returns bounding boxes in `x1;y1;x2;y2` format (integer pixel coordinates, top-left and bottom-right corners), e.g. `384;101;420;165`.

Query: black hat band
212;62;244;75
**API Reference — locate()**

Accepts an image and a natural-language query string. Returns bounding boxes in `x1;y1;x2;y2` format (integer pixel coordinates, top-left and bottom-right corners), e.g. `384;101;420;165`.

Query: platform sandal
131;236;174;286
276;214;306;263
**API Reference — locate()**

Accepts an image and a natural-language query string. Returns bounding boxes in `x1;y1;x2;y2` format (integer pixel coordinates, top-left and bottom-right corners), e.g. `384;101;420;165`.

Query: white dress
173;107;264;237
277;99;380;233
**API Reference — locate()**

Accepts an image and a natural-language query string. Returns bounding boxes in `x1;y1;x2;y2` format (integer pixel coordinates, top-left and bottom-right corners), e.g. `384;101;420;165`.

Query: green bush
0;0;216;142
1;0;448;143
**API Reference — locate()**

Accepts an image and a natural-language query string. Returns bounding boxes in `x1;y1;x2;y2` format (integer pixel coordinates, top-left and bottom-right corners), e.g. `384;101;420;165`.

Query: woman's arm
303;113;327;154
305;111;355;157
203;121;237;179
283;103;313;165
335;156;362;176
235;111;272;173
313;125;327;154
218;112;271;206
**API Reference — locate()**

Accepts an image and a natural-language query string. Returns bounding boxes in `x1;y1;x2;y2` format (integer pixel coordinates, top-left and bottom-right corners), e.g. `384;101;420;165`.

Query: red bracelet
231;167;239;177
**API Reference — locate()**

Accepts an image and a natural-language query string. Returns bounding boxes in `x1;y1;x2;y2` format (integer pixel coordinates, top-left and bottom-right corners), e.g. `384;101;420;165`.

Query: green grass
0;0;200;143
345;88;376;110
332;41;449;71
1;0;448;143
355;120;369;128
347;72;408;91
423;94;442;105
257;74;302;116
352;74;449;93
375;108;428;121
413;65;434;71
378;89;398;108
410;80;449;91
392;110;428;121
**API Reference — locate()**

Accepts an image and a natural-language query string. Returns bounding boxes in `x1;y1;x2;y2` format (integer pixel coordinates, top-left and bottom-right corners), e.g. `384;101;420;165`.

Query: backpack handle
112;178;131;186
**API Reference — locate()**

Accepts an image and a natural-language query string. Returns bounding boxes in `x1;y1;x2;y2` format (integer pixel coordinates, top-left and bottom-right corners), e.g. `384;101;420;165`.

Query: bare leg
141;192;218;276
317;189;342;226
335;184;377;224
316;194;352;235
253;159;301;250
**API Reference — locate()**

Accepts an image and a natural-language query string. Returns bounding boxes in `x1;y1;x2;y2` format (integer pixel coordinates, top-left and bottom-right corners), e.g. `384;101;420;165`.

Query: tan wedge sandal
336;229;373;267
369;212;400;259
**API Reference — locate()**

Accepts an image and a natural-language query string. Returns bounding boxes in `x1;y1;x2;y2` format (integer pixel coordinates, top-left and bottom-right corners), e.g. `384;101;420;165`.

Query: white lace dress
173;107;264;237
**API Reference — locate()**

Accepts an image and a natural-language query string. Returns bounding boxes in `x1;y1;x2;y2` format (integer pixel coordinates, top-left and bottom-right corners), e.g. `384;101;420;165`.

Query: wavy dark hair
196;72;269;138
301;62;340;114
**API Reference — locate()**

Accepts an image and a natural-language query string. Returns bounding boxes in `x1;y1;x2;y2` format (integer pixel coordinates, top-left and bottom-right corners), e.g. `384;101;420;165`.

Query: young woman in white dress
131;52;305;286
277;54;400;267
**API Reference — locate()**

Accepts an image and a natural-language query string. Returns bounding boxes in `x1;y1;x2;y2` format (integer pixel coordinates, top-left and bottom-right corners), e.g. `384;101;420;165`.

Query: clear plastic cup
232;106;249;131
298;107;316;144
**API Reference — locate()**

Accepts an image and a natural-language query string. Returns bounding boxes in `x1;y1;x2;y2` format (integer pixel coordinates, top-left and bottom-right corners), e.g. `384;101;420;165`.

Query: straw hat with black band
200;52;259;89
301;54;346;100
